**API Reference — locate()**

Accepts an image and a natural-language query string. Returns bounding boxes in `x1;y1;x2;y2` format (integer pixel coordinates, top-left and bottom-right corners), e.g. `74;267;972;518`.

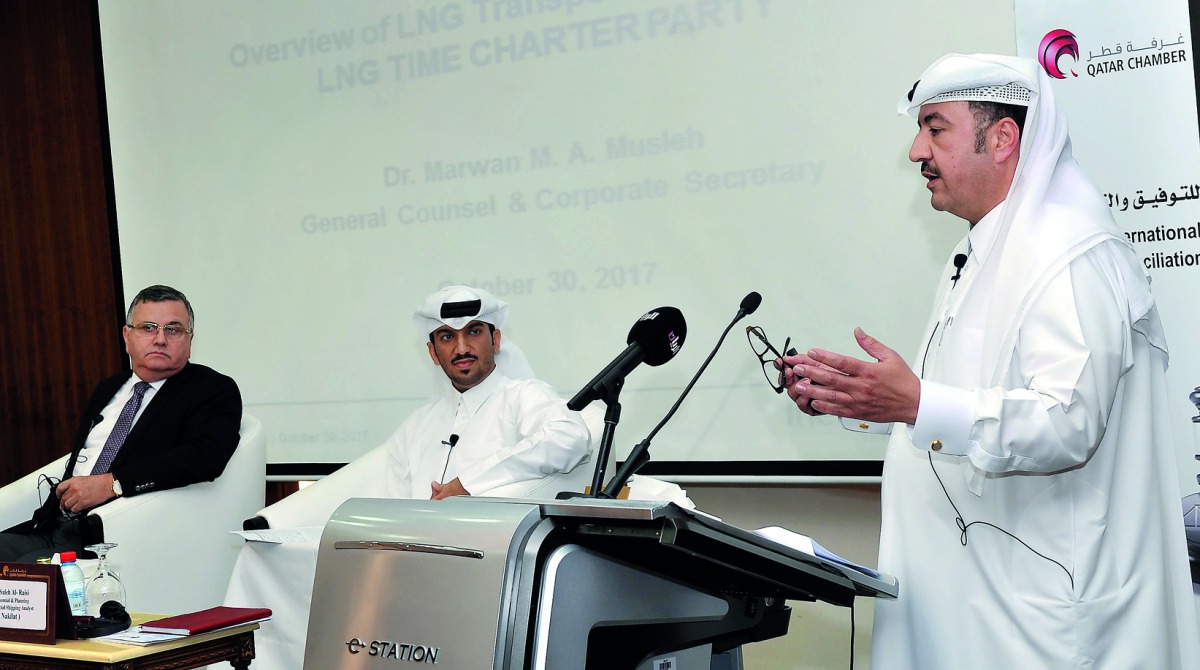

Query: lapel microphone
950;253;968;287
439;434;459;483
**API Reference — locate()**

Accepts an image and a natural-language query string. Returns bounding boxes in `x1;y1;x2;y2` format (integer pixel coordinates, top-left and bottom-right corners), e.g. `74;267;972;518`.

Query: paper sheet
231;526;323;544
753;525;882;579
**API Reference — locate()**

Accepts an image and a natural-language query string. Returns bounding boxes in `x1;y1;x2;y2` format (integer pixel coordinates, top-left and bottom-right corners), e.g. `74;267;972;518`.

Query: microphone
739;291;762;317
89;414;104;431
950;253;967;287
567;306;687;411
600;292;760;498
439;434;459;483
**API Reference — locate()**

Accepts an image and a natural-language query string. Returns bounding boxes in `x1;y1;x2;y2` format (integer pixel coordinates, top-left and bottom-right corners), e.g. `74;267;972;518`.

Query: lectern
302;497;897;669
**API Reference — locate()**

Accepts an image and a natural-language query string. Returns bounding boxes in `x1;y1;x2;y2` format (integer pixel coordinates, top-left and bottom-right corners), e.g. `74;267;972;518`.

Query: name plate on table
0;563;75;645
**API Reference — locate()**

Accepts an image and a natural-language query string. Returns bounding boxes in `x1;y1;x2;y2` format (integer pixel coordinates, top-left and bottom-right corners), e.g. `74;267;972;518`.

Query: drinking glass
83;543;127;616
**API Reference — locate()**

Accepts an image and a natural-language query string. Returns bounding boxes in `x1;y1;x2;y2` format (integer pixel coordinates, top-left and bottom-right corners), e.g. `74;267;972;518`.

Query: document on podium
231;526;323;544
98;628;188;646
752;526;882;579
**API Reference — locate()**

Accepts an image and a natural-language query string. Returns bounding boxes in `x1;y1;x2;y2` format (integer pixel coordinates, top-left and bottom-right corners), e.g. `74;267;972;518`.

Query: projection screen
97;0;1015;480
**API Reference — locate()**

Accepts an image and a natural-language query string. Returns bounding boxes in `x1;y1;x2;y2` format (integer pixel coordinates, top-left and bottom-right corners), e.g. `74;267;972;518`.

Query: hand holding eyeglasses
780;327;921;425
746;325;834;415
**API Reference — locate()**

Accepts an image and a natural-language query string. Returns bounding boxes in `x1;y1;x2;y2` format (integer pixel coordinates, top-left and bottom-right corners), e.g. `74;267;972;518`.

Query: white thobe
378;369;590;498
871;208;1199;669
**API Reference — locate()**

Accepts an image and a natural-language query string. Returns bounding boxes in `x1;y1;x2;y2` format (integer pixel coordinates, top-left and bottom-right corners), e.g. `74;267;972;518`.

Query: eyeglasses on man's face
746;325;796;394
127;321;193;340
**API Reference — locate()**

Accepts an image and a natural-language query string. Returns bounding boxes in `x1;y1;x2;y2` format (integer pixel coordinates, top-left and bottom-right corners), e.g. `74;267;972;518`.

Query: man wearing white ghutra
781;54;1199;669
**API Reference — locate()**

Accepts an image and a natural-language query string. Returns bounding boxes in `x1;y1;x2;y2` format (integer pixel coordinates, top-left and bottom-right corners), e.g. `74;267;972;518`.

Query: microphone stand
589;397;622;497
581;359;629;497
558;373;627;499
600;309;748;499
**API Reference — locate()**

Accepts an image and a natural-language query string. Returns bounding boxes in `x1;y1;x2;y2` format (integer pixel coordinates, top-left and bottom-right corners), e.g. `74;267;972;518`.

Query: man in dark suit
0;285;242;561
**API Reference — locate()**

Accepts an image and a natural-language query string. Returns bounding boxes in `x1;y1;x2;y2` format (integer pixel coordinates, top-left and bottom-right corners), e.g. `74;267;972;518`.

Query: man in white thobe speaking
782;53;1199;669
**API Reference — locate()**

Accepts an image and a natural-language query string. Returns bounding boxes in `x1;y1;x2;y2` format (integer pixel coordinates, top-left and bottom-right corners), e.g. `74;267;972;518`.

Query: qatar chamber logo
1038;29;1080;79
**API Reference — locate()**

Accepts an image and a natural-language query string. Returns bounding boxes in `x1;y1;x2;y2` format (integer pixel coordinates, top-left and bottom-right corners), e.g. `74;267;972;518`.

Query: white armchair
0;414;265;616
0;459;72;534
225;404;607;670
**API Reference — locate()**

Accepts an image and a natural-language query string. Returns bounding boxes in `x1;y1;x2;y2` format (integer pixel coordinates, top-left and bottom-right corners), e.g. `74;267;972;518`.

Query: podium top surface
469;496;899;604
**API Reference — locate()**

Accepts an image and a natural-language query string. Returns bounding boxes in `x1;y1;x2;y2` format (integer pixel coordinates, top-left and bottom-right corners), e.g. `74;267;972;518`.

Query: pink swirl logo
1039;29;1080;79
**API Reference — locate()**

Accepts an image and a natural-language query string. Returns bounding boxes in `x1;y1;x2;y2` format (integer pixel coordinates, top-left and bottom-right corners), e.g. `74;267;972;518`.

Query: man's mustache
452;354;477;363
921;161;941;178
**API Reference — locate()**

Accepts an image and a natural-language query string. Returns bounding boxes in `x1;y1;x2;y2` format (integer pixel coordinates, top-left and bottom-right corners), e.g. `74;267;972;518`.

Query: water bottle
59;551;88;616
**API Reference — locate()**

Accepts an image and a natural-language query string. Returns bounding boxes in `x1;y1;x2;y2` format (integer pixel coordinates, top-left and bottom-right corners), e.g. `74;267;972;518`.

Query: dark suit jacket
16;362;242;534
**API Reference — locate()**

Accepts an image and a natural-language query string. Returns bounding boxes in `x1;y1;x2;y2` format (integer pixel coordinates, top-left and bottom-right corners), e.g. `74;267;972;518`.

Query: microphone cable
438;434;459;484
925;454;1074;589
849;597;856;670
918;299;1074;590
917;254;965;374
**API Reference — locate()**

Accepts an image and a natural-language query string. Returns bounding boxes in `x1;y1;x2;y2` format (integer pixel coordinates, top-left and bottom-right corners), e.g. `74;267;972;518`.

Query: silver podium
303;497;897;670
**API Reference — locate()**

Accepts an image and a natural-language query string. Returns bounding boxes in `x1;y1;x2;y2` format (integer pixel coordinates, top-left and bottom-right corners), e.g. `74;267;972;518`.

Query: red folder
140;606;272;635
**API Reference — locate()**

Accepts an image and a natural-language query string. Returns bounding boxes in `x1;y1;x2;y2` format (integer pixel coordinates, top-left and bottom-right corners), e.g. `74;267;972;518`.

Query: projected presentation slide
99;0;1014;478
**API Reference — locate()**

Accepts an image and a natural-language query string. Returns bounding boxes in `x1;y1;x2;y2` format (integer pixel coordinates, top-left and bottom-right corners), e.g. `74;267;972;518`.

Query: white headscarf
413;285;535;382
900;54;1163;382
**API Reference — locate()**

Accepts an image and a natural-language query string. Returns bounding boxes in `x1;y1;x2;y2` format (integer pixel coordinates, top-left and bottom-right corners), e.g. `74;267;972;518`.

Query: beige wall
684;484;883;670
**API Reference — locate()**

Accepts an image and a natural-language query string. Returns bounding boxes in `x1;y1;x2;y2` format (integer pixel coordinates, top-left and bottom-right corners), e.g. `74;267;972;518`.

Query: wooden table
0;613;258;669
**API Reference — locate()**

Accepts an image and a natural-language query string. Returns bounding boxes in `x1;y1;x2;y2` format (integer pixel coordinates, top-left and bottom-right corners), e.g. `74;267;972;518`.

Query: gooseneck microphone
950;253;968;287
600;292;761;498
738;291;762;317
567;306;687;412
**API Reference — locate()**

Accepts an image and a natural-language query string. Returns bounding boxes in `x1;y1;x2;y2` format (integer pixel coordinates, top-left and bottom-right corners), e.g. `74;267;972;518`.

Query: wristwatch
111;478;123;497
